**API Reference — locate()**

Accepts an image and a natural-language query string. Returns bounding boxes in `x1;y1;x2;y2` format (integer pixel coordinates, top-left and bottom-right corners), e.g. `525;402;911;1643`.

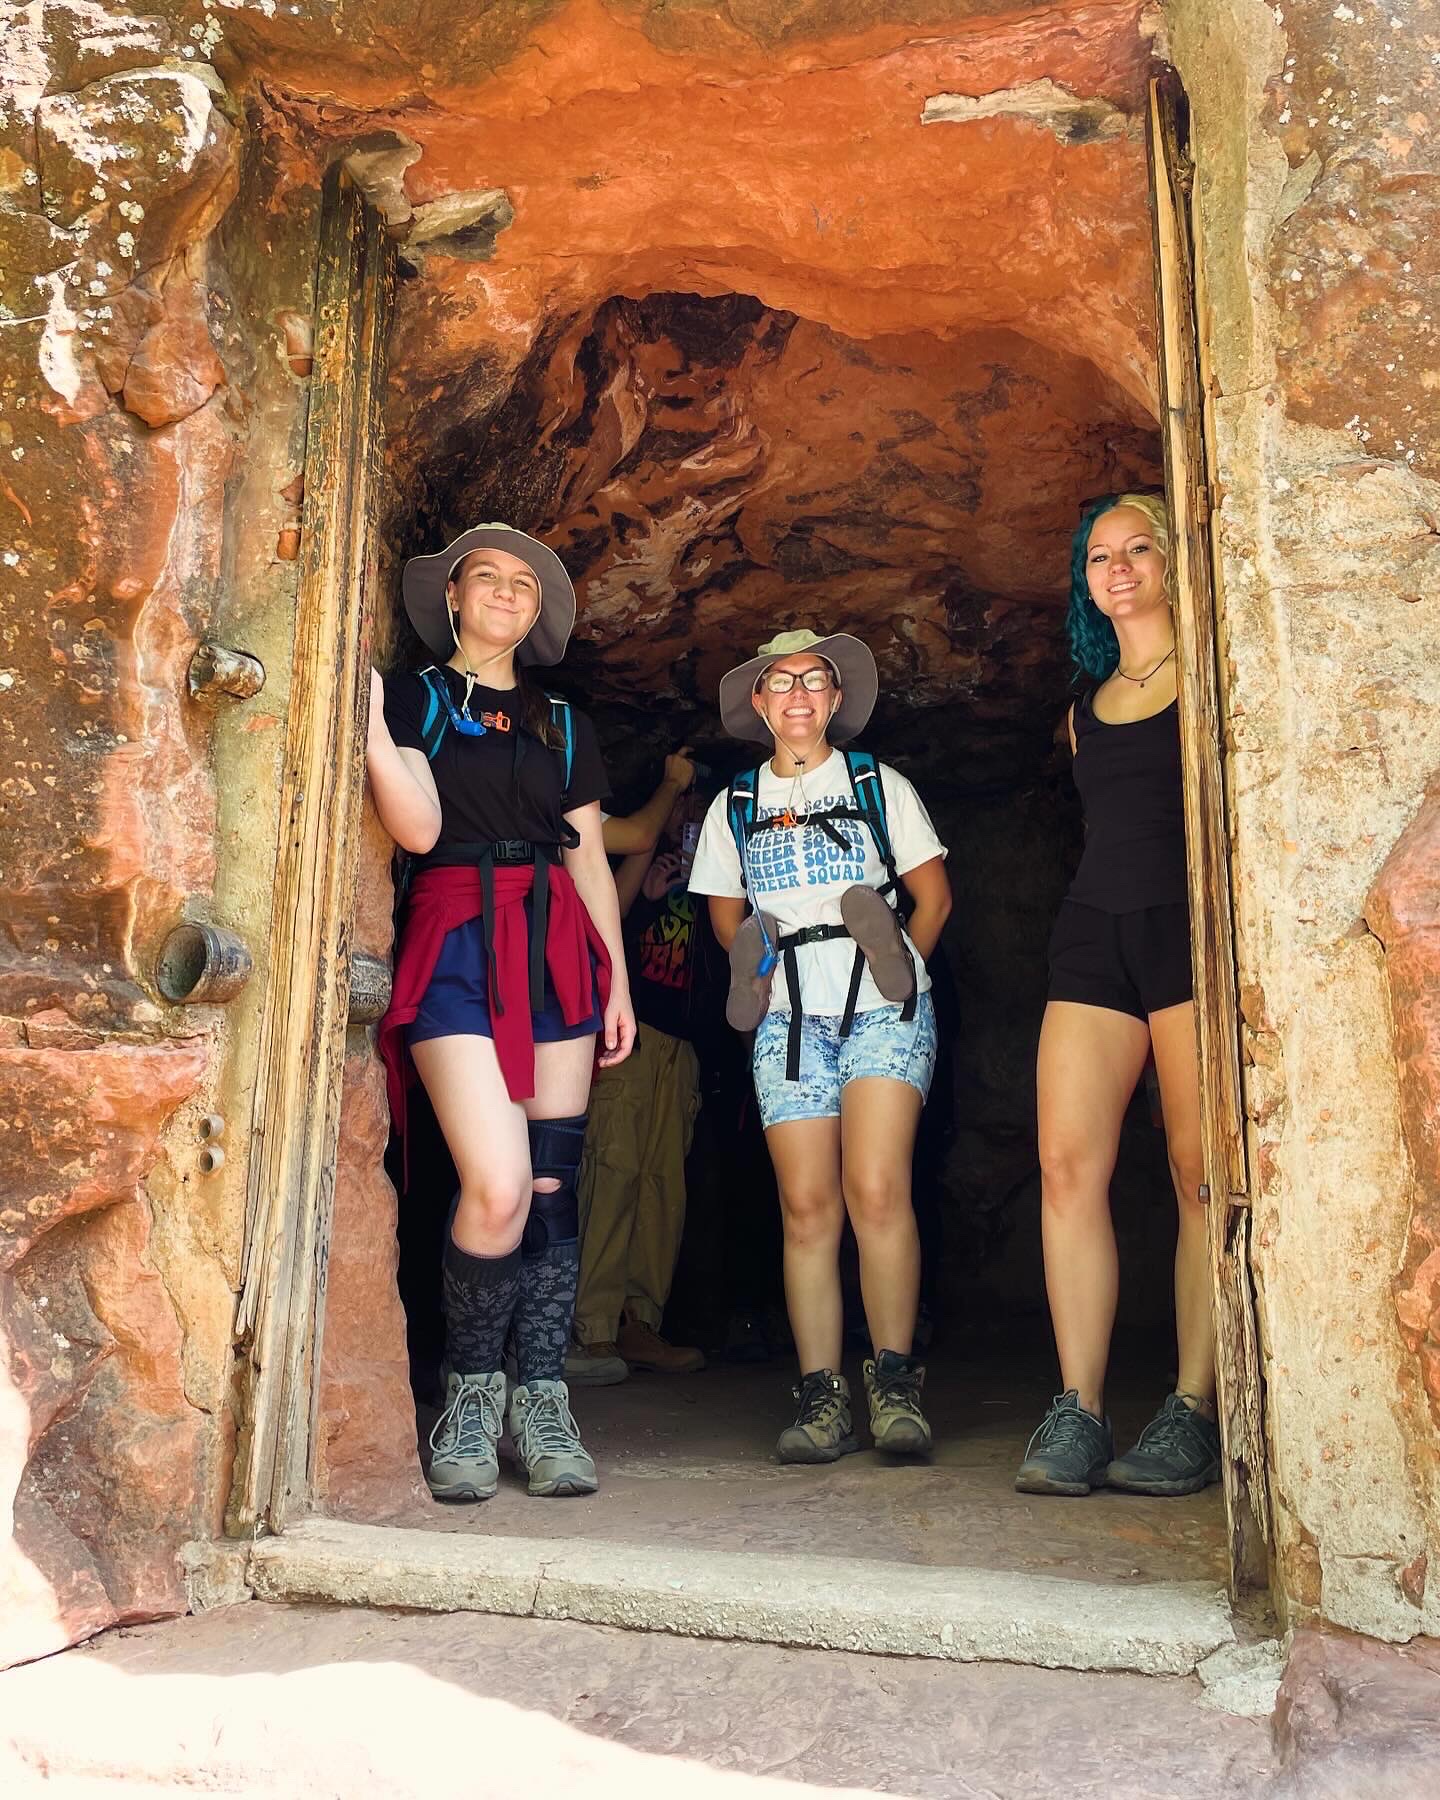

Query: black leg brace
513;1113;588;1384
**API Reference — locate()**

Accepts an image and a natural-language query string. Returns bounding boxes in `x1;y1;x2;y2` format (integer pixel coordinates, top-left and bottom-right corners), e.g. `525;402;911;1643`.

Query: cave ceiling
232;0;1164;777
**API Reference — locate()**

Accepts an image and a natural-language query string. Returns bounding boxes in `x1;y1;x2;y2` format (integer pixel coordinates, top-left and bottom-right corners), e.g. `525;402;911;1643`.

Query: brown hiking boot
617;1314;705;1374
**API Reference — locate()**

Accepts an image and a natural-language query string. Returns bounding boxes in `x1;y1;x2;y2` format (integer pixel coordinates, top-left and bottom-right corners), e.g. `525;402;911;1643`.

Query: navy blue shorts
406;913;602;1048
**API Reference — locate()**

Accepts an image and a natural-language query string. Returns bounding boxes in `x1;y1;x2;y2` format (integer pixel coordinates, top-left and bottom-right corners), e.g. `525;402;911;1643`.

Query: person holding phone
567;783;718;1385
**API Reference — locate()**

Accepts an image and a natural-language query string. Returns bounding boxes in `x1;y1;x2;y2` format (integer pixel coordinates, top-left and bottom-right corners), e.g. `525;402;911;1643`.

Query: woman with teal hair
1015;493;1220;1499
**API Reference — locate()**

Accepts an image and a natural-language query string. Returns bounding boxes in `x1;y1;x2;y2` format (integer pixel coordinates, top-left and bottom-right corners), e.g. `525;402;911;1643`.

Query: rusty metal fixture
198;1144;226;1175
157;922;254;1004
347;951;392;1024
188;642;266;702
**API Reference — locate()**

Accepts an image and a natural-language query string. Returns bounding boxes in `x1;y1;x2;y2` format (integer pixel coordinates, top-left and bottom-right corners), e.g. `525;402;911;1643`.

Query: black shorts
1046;899;1192;1021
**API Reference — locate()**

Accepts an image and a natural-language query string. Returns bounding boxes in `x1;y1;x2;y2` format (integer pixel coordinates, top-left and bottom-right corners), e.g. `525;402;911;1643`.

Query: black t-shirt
383;665;609;857
625;882;701;1040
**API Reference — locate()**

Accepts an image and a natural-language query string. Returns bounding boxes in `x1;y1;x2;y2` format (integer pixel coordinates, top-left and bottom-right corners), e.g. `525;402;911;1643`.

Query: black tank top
1066;689;1188;913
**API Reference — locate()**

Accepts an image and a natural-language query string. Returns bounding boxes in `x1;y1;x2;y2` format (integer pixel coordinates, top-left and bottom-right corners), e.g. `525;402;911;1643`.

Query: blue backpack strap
726;766;761;888
842;747;896;875
416;667;450;761
547;696;574;790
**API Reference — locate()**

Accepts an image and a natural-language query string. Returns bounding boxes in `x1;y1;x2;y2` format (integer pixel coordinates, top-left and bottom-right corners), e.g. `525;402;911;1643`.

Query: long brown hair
516;663;566;751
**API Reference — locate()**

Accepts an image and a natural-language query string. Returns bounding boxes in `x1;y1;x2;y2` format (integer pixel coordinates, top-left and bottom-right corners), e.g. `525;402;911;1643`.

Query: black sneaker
1106;1392;1222;1496
1014;1390;1114;1495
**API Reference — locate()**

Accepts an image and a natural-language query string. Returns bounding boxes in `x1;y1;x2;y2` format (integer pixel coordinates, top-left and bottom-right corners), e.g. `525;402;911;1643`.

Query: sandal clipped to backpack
839;884;915;1004
726;910;780;1032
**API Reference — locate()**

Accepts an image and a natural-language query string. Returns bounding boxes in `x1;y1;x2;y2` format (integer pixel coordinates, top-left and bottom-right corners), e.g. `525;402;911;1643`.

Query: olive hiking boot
863;1350;933;1454
508;1378;598;1497
776;1368;860;1464
1106;1392;1222;1496
1014;1390;1114;1496
426;1370;506;1502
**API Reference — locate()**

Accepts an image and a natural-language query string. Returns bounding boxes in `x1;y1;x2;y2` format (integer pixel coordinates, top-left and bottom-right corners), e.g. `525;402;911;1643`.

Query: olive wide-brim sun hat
719;628;879;747
402;522;576;667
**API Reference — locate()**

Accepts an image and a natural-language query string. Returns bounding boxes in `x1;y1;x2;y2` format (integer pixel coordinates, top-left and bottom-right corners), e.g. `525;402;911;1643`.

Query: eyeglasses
758;668;836;695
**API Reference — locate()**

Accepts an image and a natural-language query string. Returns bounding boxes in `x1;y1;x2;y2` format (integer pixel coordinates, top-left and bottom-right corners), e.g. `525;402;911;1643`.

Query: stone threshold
242;1517;1235;1677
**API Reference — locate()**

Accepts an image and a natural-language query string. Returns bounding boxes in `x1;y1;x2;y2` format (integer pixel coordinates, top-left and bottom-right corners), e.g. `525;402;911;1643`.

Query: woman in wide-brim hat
369;521;635;1507
689;628;953;1465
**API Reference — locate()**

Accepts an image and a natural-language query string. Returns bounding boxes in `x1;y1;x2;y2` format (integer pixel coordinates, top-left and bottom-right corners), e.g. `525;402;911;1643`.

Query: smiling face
446;546;542;654
750;652;841;754
1085;505;1169;623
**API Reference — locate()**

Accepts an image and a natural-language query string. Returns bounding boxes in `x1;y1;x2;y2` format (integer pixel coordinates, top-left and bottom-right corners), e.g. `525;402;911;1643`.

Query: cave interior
313;2;1221;1556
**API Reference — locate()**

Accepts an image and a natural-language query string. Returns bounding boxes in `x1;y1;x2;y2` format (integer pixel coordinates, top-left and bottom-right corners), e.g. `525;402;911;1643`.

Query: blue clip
757;948;778;977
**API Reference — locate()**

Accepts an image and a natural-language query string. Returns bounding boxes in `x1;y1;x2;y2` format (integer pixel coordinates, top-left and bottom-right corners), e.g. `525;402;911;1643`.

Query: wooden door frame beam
228;164;396;1535
1148;70;1273;1596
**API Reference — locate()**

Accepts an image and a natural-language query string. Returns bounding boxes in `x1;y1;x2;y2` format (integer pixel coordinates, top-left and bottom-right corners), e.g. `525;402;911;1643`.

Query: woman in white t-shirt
689;629;952;1465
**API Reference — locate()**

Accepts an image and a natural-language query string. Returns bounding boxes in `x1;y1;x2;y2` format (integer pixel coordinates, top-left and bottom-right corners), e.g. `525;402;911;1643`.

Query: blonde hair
1067;491;1172;679
1098;492;1170;561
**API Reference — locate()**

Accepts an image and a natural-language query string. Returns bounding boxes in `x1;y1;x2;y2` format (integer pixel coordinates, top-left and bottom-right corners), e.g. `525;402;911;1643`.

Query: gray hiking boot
863;1350;933;1455
508;1378;598;1497
1107;1392;1222;1496
1014;1390;1114;1496
427;1370;506;1502
776;1369;860;1464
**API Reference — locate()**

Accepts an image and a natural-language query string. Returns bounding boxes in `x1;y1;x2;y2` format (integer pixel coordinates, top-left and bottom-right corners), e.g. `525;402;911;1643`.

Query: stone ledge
180;1539;253;1614
247;1518;1235;1676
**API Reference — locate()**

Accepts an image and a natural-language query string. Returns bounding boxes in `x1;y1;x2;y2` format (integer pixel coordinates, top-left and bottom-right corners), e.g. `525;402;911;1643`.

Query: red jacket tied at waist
379;863;612;1154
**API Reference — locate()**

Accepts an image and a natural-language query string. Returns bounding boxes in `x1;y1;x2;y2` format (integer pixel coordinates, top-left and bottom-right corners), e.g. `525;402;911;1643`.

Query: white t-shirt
688;750;947;1016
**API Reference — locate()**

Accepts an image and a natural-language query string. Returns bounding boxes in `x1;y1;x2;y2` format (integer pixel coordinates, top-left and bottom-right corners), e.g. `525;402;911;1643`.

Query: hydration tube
739;812;780;977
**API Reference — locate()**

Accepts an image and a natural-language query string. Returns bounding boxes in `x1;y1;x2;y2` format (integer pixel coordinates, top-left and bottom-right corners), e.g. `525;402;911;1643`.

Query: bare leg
765;1116;844;1372
1036;1001;1151;1416
839;1077;924;1355
411;1034;531;1253
1148;1001;1214;1404
524;1035;597;1126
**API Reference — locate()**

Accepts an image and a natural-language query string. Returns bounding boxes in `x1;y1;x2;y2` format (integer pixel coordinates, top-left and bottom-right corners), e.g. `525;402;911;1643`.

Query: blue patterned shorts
752;992;938;1128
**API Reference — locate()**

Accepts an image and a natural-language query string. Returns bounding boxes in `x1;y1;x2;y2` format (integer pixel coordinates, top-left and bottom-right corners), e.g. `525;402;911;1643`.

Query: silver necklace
1116;646;1176;687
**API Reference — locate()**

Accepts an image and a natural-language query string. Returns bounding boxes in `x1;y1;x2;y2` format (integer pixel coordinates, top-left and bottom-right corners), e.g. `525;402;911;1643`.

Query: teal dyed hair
1065;492;1171;682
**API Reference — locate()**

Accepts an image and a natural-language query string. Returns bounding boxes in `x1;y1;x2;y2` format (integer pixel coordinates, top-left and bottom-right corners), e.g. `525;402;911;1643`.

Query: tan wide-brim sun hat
402;522;576;666
719;628;879;747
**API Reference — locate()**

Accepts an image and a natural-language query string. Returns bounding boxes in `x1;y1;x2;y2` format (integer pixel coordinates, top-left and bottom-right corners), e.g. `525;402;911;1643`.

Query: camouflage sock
441;1236;520;1376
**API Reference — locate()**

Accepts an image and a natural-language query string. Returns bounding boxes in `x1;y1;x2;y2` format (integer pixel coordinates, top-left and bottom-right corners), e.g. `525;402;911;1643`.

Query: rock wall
0;7;247;1665
1;0;419;1669
1167;0;1440;1638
